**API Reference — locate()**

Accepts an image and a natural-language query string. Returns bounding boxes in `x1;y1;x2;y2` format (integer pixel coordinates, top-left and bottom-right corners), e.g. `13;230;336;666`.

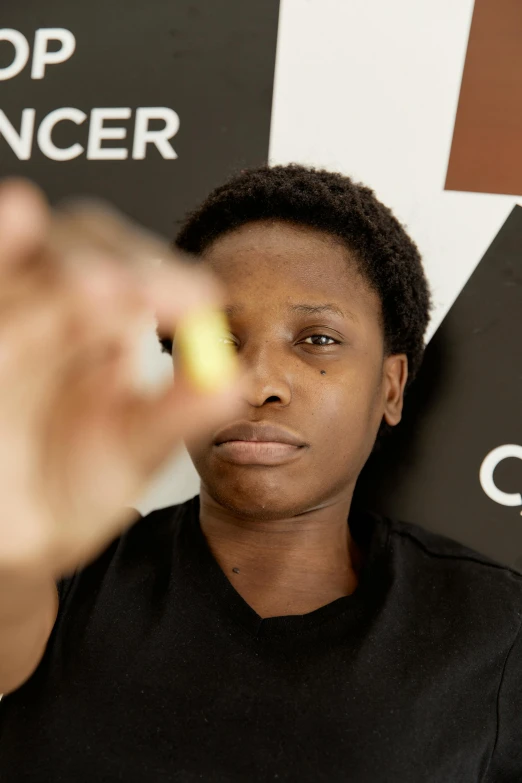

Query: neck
198;486;364;619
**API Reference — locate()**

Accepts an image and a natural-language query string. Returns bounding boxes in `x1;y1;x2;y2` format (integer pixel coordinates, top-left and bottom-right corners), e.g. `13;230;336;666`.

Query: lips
213;421;308;466
213;421;306;447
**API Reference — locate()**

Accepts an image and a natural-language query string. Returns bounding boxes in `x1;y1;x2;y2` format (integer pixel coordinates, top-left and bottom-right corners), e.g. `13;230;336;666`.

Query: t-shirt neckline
181;494;391;638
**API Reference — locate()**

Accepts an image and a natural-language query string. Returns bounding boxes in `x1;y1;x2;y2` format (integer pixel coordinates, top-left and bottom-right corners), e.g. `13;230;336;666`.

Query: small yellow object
174;307;238;393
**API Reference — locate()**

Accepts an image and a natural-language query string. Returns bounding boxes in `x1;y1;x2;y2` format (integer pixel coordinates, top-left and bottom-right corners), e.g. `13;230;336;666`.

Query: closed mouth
214;439;306;466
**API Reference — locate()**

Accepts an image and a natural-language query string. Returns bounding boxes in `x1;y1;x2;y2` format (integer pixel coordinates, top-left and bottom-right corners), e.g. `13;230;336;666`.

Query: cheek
314;372;381;447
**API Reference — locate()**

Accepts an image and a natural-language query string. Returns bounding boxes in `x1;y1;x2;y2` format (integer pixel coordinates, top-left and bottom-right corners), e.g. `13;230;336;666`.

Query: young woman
0;165;520;782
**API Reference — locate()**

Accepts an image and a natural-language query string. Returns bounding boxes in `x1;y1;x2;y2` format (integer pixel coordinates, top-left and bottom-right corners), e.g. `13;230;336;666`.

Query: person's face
181;220;407;520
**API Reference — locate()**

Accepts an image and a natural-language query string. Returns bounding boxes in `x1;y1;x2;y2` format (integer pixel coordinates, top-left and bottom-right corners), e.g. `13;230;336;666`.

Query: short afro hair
158;163;431;392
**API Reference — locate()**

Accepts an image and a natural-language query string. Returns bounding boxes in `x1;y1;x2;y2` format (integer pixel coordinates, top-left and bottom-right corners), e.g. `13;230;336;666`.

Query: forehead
201;220;372;303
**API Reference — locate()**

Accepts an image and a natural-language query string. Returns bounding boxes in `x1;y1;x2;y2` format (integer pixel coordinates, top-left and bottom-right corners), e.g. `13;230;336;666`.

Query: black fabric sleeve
486;614;522;781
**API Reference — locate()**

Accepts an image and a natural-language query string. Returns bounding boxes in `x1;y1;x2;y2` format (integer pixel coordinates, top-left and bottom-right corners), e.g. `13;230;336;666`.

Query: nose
240;341;292;408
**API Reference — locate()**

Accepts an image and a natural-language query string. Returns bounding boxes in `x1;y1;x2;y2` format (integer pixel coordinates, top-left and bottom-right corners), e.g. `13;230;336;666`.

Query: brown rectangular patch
445;0;522;196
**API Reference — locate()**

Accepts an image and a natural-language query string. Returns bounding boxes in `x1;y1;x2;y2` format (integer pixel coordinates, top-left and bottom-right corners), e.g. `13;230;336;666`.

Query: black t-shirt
1;494;522;782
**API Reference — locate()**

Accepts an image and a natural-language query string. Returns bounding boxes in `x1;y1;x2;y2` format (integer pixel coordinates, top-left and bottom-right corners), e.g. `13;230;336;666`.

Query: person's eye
301;334;340;346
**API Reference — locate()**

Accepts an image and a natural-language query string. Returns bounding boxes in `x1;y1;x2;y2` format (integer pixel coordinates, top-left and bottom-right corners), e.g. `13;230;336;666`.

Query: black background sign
0;0;280;239
354;208;522;568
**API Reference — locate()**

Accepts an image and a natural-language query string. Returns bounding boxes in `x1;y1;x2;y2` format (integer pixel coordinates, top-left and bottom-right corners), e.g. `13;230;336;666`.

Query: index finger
49;199;225;331
0;179;49;274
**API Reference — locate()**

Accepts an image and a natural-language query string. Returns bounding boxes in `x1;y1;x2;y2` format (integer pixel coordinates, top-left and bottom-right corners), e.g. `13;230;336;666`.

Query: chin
190;449;351;521
198;468;312;521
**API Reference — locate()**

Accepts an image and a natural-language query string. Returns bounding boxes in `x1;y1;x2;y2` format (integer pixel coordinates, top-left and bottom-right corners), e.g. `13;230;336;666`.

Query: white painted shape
270;0;520;341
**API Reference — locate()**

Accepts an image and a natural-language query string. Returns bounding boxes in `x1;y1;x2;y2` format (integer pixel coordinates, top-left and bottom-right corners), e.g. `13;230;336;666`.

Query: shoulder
387;514;521;574
374;512;522;629
96;496;197;564
56;497;196;602
385;512;522;581
125;498;190;536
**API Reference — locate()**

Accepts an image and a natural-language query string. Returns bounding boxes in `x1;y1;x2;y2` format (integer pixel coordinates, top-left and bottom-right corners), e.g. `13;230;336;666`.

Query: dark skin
181;220;408;619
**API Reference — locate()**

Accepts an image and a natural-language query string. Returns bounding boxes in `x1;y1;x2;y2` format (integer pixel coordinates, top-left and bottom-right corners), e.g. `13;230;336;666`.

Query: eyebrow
224;302;357;322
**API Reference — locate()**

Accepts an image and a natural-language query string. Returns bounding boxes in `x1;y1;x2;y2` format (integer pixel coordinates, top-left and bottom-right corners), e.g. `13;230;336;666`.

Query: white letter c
479;445;522;507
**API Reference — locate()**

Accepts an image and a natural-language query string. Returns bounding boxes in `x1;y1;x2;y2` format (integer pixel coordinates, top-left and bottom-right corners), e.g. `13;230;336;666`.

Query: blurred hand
0;179;245;579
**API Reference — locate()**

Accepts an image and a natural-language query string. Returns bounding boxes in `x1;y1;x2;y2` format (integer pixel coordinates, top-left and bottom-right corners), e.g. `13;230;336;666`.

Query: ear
382;354;408;427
